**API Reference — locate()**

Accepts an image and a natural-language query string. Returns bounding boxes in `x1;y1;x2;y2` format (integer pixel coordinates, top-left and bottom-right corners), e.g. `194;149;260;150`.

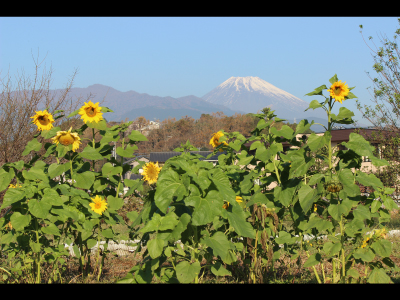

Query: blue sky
1;17;399;125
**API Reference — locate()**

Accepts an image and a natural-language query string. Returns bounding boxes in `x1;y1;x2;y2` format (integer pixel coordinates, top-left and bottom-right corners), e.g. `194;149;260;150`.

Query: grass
1;196;400;284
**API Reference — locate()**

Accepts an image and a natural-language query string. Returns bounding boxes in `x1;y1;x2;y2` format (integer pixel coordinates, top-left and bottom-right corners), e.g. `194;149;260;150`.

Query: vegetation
0;57;399;283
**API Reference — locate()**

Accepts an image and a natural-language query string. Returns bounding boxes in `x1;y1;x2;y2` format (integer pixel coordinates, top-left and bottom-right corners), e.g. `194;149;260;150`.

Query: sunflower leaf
22;138;42;156
67;109;80;118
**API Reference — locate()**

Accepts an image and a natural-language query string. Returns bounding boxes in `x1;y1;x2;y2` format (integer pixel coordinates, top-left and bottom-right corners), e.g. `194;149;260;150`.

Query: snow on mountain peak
219;76;298;99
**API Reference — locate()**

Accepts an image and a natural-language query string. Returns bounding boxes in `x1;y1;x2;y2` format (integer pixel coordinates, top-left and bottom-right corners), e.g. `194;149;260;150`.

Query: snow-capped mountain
202;76;317;120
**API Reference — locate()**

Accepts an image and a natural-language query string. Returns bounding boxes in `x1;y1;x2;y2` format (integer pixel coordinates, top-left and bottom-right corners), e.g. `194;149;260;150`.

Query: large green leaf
128;130;148;142
79;146;104;160
155;169;184;213
270;125;295;140
48;162;71;179
28;199;52;219
102;162;122;177
338;169;360;197
23;168;49;183
107;195;124;212
353;204;371;221
328;199;353;221
367;268;392;283
307;133;328;152
116;145;137;158
147;238;164;259
355;172;383;191
1;188;25;209
371;239;392;258
22;138;42;156
210;262;232;277
322;241;342;257
73;171;95;190
202;231;235;264
0;168;14;192
305;84;328;97
10;212;31;231
41;222;61;236
298;185;318;213
353;247;375;262
303;253;322;268
175;261;201;283
208;169;237;208
226;205;255;238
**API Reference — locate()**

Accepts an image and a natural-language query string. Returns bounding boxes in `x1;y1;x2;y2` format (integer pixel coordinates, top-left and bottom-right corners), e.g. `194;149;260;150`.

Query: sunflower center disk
38;115;49;125
85;107;97;117
59;134;75;146
95;202;101;209
334;87;342;96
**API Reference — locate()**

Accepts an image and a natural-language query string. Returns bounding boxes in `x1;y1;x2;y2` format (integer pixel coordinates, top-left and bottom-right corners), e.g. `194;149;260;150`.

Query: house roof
149;151;225;163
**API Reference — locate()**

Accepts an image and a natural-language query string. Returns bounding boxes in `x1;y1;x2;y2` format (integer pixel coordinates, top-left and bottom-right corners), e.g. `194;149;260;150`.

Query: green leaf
67;109;80;118
307;133;327;152
41;126;61;139
155;169;184;213
353;204;371;221
306;100;323;111
10;212;31;231
128;130;148;142
79;146;104;160
30;240;41;253
22;138;42;156
355;172;383;191
102;162;122;177
175;261;201;283
371;239;392;258
226;205;256;238
270;125;295;140
210;262;232;277
296;119;314;134
338;169;360;197
298;185;318;213
41;223;61;236
275;231;296;245
1;188;25;209
86;119;107;130
101;228;114;239
28;199;52;219
147;238;164;259
353;247;375;262
0;168;13;192
322;242;342;257
48;162;70;179
305;84;327;97
367;268;392;283
116;145;137;158
107;195;124;212
328;199;353;221
23;168;49;183
329;74;338;84
303;253;322;268
208;169;236;207
203;231;235;264
73;171;95;190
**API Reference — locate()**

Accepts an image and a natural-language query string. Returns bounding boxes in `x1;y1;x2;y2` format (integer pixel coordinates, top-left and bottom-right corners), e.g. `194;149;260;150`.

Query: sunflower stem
92;128;96;172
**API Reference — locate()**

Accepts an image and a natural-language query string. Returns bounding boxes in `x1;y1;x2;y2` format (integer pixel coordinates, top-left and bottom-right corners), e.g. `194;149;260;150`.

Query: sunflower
51;127;81;152
223;196;243;209
327;80;350;104
209;131;228;151
142;162;161;184
79;101;103;124
30;110;55;131
8;184;22;189
89;195;108;215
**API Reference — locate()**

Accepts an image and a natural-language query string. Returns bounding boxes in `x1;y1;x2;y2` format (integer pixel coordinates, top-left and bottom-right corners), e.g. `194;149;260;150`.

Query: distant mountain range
55;84;243;122
47;76;360;131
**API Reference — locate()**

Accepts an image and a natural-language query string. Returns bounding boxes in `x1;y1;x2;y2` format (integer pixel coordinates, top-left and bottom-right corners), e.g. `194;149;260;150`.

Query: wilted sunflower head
30;110;55;131
79;101;103;124
209;131;228;151
51;127;81;152
142;162;161;184
327;80;350;104
89;195;108;215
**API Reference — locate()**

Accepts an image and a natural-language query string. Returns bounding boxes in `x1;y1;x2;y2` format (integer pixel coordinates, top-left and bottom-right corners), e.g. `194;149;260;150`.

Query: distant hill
53;84;243;121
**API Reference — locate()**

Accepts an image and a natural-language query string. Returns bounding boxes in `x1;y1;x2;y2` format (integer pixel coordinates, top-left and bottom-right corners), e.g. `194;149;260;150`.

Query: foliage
0;74;398;284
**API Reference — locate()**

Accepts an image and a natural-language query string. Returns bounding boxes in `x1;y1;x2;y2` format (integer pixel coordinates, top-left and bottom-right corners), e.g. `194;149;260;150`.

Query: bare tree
0;52;83;165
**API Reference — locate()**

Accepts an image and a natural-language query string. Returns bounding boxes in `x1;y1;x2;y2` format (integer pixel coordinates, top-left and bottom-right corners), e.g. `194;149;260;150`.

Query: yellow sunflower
142;162;161;184
209;131;228;151
30;110;55;131
223;196;243;209
89;195;108;215
8;184;22;189
327;80;350;104
51;127;81;152
79;101;103;124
